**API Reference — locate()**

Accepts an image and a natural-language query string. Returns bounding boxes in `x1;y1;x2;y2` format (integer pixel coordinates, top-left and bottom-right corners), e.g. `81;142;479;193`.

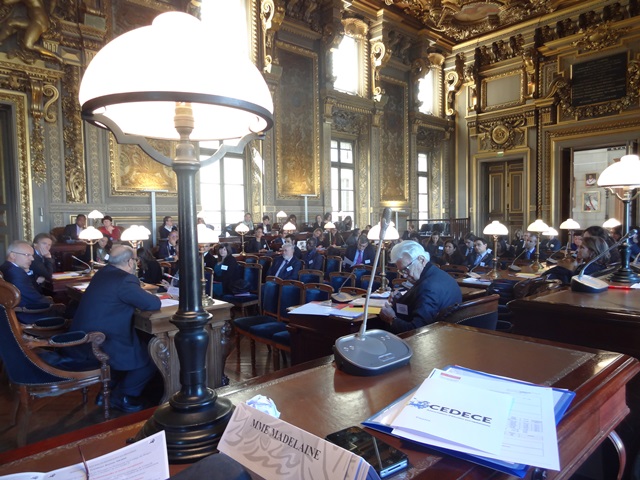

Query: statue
0;0;62;62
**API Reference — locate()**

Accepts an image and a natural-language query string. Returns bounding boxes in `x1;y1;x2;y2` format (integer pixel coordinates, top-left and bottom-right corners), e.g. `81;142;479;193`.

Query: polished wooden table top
1;323;637;479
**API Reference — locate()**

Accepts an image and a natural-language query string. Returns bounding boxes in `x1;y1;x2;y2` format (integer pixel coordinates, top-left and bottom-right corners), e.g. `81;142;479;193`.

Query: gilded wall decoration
0;90;32;241
275;43;319;198
380;79;407;203
283;0;321;33
61;64;86;202
109;134;177;195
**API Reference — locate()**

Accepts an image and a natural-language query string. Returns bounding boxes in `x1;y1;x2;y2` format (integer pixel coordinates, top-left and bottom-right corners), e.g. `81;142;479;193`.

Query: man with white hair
379;240;461;333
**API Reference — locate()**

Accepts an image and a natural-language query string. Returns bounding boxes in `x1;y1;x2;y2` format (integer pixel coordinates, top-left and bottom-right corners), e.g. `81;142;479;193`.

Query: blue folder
362;365;576;478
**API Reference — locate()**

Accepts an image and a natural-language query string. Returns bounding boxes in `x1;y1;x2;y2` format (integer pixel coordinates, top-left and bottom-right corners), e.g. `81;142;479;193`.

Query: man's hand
379;303;395;325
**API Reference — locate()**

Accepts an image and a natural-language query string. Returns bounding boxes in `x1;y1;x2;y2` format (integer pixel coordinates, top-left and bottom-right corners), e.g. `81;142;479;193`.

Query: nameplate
218;403;378;480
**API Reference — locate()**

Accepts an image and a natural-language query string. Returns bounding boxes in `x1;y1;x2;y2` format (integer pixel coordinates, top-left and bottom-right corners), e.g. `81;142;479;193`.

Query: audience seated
378;241;461;333
343;235;375;271
303;237;323;270
345;228;361;247
284;234;302;259
245;226;270;254
68;245;161;413
583;225;620;264
268;243;301;280
208;243;241;298
0;240;66;324
137;247;163;284
31;233;55;287
93;235;110;264
62;214;86;242
468;237;493;268
546;236;609;285
158;215;177;242
98;215;121;242
157;230;179;260
436;239;466;266
423;231;444;260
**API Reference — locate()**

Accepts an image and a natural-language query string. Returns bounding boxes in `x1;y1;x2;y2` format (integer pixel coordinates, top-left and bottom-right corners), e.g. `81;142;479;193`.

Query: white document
52;272;81;279
349;298;387;308
288;302;364;318
0;431;169;480
391;376;513;455
71;282;90;291
160;298;179;307
218;403;377;480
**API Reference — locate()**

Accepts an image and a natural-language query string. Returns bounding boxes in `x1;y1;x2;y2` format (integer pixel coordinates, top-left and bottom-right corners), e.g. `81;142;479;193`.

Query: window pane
331;190;339;212
340;169;353;191
333;36;358;94
224;157;244;184
418;153;427;172
200;161;220;183
226;211;245;226
201;184;221;209
418;75;434;115
341;191;354;212
418;176;428;192
341;143;353;164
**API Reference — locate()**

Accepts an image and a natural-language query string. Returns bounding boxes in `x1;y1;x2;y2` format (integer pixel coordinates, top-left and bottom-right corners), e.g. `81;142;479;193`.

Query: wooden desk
50;242;87;272
1;323;637;479
43;272;93;303
288;286;487;365
135;300;233;403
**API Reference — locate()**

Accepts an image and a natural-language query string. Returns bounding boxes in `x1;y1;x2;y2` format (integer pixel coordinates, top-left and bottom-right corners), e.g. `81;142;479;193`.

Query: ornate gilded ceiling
373;0;586;43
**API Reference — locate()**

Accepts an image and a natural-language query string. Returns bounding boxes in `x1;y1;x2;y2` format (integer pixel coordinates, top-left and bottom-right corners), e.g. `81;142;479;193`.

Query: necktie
276;259;289;277
355;250;362;265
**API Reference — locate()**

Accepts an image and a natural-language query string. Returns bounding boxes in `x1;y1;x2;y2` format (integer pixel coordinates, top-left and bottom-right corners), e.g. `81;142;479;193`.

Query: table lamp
275;210;287;230
197;224;219;307
234;222;249;255
121;225;151;277
87;209;104;227
603;217;621;229
526;219;549;271
78;226;103;274
597;154;640;284
559;218;580;260
324;221;336;245
79;11;273;462
282;221;296;234
367;221;400;291
482;220;508;278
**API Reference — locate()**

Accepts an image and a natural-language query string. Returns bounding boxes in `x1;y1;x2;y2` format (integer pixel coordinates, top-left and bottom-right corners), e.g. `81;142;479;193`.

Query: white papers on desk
288;302;364;318
71;282;90;291
160;298;179;307
349;297;388;308
461;277;492;286
515;273;538;279
52;272;82;280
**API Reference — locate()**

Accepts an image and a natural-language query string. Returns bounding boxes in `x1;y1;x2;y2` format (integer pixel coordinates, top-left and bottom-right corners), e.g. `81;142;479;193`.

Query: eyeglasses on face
11;251;34;258
399;258;416;275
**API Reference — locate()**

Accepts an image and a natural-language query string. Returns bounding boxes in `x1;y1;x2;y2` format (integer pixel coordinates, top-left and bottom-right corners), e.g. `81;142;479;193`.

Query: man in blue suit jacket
343;235;376;271
0;240;64;323
70;244;161;412
303;237;323;270
268;243;301;280
379;241;462;333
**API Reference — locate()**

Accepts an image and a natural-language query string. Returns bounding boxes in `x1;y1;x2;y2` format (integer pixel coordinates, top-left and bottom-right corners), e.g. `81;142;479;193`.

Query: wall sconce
482;221;508;279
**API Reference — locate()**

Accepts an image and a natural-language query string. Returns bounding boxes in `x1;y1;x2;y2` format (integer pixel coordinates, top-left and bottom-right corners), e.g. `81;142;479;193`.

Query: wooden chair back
436;294;500;330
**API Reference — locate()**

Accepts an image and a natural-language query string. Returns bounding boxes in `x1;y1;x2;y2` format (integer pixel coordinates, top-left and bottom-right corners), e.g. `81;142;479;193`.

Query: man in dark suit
62;214;86;242
31;232;55;287
268;243;301;280
470;237;494;268
0;240;65;323
343;235;375;271
69;244;161;412
303;237;323;270
379;241;461;333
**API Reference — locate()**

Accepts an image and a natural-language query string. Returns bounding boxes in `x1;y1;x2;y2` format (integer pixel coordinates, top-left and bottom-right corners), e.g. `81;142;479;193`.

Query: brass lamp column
78;226;103;274
78;11;274;462
559;218;580;260
597;154;640;284
235;222;249;255
482;221;508;279
527;219;550;272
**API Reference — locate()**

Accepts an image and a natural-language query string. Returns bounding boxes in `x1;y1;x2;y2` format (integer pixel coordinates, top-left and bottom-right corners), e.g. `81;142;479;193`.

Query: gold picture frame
109;134;178;196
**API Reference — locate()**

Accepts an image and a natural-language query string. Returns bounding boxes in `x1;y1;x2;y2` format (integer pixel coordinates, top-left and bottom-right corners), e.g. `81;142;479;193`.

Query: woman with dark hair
98;215;121;242
546;236;609;285
341;215;353;232
159;215;177;241
209;243;241;298
137;247;163;284
312;214;323;230
582;225;620;264
423;231;444;260
439;240;466;266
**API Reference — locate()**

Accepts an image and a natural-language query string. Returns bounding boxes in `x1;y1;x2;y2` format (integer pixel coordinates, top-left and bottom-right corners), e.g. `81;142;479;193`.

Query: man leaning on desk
69;244;161;413
379;240;461;333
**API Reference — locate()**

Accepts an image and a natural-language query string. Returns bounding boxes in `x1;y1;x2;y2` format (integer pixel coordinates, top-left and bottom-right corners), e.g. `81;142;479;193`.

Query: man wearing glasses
69;244;161;413
0;239;64;323
379;240;461;333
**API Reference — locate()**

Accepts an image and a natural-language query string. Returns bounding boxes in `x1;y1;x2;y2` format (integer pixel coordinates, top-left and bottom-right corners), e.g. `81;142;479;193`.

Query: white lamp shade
544;227;559;236
79;12;273;142
527;219;550;233
597;154;640;189
367;223;400;241
559;218;580;230
88;209;104;219
121;225;150;242
78;226;104;241
197;224;219;244
276;211;287;219
603;218;622;228
324;222;336;230
483;220;508;236
282;221;296;232
235;223;249;234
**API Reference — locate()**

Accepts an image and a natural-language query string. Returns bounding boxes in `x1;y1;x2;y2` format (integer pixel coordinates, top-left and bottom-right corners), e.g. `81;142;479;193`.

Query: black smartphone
326;426;408;478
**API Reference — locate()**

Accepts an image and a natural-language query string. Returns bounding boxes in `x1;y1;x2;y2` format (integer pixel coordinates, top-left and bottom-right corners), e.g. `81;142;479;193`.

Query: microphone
331;274;359;303
507;246;529;272
544;248;566;265
571;229;638;293
333;208;413;376
71;255;92;274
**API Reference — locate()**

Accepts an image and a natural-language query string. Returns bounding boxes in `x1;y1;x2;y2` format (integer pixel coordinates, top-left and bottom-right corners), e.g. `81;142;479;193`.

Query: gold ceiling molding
571;23;630;52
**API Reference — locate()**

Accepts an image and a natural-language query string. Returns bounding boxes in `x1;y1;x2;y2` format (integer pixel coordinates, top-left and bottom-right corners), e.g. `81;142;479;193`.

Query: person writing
69;245;161;412
379;241;461;333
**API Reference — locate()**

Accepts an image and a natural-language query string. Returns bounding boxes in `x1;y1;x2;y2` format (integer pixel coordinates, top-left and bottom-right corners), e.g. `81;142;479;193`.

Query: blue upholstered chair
222;262;262;318
249;280;303;370
298;269;324;285
303;282;333;303
351;265;368;288
0;278;111;447
232;277;280;366
329;271;355;293
324;255;342;280
361;274;382;292
257;255;272;283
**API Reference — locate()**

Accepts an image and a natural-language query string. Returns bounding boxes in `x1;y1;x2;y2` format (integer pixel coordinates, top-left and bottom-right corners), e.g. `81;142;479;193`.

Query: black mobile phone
326;426;408;478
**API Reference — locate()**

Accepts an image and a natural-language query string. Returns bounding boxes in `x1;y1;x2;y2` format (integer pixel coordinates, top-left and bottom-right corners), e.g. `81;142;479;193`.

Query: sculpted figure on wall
0;0;62;63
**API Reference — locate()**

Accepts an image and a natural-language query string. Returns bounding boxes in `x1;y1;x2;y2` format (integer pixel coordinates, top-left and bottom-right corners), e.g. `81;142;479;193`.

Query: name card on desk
218;403;378;480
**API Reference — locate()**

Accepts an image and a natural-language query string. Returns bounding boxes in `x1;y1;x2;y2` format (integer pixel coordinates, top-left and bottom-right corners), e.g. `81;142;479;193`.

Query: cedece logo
408;400;492;425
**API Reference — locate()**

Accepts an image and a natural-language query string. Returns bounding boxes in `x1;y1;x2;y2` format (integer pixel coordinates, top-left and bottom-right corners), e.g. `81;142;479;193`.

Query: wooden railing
406;217;471;240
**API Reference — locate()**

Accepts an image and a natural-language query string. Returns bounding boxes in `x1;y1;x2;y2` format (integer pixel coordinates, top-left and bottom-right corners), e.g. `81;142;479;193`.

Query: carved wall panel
380;78;408;203
0;90;32;241
109;135;177;195
275;43;319;199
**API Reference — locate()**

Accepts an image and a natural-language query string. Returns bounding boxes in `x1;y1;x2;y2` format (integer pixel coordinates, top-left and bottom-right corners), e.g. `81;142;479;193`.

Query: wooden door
484;160;524;236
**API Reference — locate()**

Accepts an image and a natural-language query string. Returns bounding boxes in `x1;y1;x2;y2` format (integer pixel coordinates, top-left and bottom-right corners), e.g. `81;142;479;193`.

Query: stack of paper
363;366;575;477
